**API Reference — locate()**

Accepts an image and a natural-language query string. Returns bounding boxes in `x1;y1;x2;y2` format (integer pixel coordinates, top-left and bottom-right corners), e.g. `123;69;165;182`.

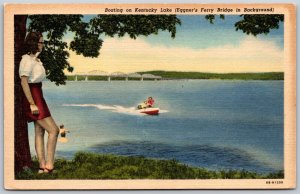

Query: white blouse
19;54;46;83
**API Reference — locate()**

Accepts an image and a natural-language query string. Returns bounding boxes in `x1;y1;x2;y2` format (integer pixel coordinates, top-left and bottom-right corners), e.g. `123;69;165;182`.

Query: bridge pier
72;73;161;82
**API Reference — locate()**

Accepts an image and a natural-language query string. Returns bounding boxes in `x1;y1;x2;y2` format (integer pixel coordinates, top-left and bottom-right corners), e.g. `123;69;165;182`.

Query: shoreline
66;71;284;81
16;152;284;180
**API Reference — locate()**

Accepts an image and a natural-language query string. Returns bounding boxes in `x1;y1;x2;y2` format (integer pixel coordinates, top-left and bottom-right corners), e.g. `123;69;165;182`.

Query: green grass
15;152;284;180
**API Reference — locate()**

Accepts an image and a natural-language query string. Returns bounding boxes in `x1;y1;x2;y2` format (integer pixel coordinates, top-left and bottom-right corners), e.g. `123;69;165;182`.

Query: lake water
28;80;283;173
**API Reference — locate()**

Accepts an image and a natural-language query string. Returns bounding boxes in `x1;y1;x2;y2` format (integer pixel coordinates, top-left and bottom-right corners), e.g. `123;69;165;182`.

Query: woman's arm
20;76;39;115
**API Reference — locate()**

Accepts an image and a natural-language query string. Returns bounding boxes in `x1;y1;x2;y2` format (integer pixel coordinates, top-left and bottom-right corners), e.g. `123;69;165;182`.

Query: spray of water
63;104;168;116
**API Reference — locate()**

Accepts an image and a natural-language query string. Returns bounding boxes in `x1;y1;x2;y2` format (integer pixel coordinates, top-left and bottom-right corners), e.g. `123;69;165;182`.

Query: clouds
66;35;284;74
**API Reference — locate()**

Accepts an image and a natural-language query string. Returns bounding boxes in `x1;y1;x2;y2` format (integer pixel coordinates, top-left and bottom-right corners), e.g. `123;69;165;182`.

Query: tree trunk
14;15;32;174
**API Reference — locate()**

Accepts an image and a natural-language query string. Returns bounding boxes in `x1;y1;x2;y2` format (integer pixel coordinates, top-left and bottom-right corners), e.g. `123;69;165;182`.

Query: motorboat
138;107;160;115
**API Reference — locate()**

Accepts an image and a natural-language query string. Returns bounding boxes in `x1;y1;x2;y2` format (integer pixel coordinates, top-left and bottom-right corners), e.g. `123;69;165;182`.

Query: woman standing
19;31;59;173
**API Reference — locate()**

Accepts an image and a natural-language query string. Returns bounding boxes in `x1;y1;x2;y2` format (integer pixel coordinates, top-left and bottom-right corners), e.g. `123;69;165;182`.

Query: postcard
4;3;296;190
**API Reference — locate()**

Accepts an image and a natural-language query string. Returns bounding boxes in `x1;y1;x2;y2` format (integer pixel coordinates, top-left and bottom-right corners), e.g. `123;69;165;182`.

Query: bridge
68;71;162;81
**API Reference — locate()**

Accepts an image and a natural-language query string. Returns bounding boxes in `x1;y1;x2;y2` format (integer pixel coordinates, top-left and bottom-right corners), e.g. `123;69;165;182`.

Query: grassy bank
139;71;284;80
16;152;283;180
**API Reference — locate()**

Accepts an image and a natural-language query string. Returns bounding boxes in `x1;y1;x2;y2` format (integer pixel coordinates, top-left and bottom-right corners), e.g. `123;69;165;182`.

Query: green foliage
264;170;284;179
235;14;284;36
110;77;128;81
205;14;225;24
90;15;181;39
70;34;103;58
205;14;284;36
235;15;284;36
15;152;284;180
138;71;284;80
28;15;89;85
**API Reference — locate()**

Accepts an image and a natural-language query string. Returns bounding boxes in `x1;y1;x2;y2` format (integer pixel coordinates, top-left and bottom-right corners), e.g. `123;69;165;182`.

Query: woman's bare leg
36;116;59;170
34;121;46;169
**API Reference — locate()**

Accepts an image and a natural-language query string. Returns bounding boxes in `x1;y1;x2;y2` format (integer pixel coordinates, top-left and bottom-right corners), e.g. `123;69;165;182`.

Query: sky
65;15;284;74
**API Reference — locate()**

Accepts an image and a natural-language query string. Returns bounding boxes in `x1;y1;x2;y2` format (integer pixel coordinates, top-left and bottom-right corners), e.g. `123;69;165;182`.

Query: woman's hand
30;104;39;115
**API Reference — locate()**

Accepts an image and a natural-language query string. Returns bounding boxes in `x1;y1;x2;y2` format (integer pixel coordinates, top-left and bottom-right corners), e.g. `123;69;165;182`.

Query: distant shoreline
66;71;284;81
139;71;284;80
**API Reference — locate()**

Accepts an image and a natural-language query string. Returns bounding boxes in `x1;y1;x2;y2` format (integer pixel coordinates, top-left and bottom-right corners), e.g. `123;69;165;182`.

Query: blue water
28;80;283;173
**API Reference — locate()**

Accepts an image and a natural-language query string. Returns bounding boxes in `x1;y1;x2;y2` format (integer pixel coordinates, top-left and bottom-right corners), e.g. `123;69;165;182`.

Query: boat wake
63;104;169;116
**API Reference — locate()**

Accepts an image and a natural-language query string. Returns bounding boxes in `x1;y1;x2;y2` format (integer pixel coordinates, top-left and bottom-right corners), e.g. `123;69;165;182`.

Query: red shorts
24;82;51;122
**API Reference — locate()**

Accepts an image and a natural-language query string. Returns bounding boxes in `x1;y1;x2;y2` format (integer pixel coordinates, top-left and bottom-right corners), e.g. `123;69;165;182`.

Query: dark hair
24;31;43;55
60;124;64;128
